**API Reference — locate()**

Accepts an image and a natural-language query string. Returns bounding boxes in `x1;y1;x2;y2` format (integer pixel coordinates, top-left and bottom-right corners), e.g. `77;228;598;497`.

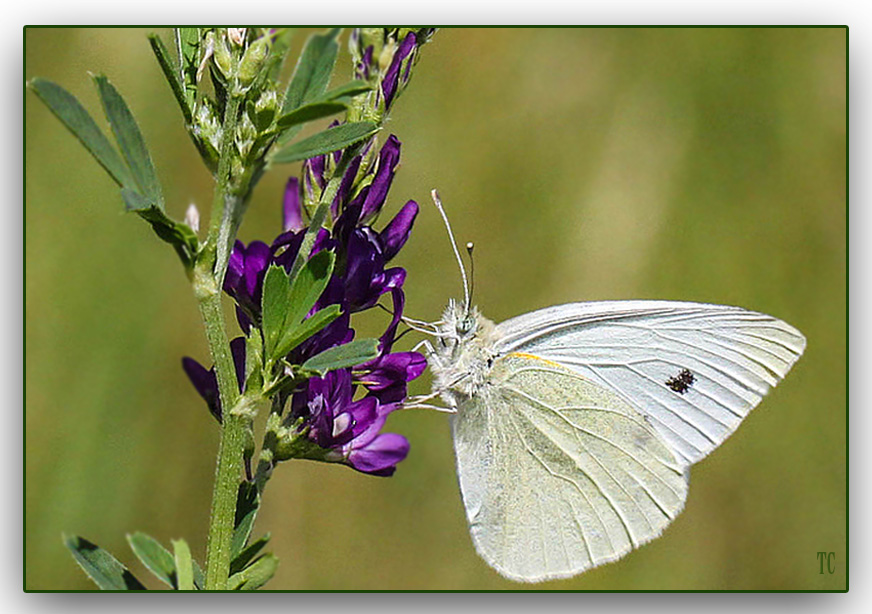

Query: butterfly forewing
494;301;806;465
451;352;689;582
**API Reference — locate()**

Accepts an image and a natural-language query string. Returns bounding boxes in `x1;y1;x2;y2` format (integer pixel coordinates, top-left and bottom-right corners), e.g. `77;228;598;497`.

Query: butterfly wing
452;352;688;582
494;301;806;465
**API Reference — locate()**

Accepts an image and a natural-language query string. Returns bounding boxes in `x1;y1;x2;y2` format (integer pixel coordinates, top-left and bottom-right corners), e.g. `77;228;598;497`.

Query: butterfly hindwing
451;352;689;582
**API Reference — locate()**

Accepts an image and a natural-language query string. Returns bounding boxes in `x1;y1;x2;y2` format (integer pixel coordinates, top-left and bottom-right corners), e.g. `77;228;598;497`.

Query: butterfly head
431;299;499;402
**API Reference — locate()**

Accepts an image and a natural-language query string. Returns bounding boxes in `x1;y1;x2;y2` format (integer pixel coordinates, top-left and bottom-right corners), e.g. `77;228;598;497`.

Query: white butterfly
416;192;806;583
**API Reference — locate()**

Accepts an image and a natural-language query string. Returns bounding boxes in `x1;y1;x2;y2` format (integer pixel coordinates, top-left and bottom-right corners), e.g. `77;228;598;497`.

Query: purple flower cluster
352;30;420;113
184;135;425;476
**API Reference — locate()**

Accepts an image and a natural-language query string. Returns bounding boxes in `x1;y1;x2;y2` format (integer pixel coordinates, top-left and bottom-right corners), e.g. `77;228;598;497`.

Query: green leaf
136;205;199;266
265;29;294;82
262;252;336;361
28;78;133;188
283;250;335;339
93;75;164;209
148;33;193;124
64;534;146;590
302;339;380;376
230;533;271;575
192;559;206;590
127;532;176;588
271;121;378;164
282;28;340;114
231;482;260;561
171;539;195;591
176;28;200;110
275;101;347;131
228;553;279;590
274;81;372;135
274;303;342;358
261;265;293;359
244;329;264;393
320;80;373;102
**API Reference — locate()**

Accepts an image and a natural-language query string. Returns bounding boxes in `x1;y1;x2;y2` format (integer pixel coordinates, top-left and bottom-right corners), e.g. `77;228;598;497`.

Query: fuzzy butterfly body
427;298;805;582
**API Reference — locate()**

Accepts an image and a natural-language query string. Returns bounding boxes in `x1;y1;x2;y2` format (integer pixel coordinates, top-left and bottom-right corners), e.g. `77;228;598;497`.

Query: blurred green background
25;27;846;590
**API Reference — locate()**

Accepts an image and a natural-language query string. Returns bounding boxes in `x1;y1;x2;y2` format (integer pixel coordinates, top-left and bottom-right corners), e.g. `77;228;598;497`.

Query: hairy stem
200;88;246;591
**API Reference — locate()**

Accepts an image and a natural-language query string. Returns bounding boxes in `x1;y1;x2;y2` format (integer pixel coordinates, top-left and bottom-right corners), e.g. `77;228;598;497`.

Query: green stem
197;275;245;590
199;88;246;591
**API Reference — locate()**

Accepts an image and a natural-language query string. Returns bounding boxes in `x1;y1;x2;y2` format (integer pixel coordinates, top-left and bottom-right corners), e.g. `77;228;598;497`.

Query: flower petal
379;200;418;261
182;357;221;422
283;177;305;232
361;135;401;220
347;432;410;474
382;33;416;109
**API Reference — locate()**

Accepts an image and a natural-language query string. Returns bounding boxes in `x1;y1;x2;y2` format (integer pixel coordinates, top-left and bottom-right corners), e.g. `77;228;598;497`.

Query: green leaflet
282;28;341;115
175;28;200;111
230;481;260;561
227;553;279;590
302;339;380;376
274;303;342;359
28;78;133;189
127;532;176;588
93;75;163;210
275;101;347;131
261;251;337;362
271;121;378;164
171;539;195;591
29;77;198;266
148;33;192;124
274;80;373;138
64;534;146;591
230;533;271;575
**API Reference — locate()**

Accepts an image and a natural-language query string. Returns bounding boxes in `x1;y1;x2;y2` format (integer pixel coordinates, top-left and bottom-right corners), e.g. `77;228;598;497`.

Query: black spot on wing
665;368;695;394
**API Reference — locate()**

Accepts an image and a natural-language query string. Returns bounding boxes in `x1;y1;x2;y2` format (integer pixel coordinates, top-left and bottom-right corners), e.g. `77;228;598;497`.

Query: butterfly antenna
466;242;476;308
431;189;471;312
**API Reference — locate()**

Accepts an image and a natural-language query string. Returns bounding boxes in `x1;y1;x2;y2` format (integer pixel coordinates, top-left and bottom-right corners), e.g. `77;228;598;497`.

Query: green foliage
271;121;379;164
127;532;177;588
261;252;339;362
64;534;146;590
28;76;198;268
302;339;381;376
230;481;260;561
93;75;163;210
29;78;134;188
282;28;341;114
229;533;271;575
147;34;192;124
172;539;195;591
227;553;279;590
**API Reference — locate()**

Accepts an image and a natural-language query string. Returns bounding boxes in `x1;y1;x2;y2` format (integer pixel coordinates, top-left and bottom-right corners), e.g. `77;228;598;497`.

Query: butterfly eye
457;315;475;336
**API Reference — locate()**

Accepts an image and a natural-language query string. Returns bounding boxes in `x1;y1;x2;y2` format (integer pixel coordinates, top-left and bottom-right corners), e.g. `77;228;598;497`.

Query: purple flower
282;177;305;233
224;240;271;323
182;337;247;423
184;133;423;477
356;350;427;405
382;32;417;109
296;369;410;476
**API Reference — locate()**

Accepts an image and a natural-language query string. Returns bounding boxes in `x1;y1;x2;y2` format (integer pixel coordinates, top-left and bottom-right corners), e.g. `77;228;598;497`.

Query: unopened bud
238;36;270;88
213;32;234;78
249;90;278;131
185;203;200;233
227;28;247;47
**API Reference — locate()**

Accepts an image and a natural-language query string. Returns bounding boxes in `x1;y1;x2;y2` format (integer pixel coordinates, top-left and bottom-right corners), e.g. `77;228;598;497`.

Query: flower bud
185;203;200;233
238;36;270;88
227;28;247;47
248;90;278;132
212;31;234;79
